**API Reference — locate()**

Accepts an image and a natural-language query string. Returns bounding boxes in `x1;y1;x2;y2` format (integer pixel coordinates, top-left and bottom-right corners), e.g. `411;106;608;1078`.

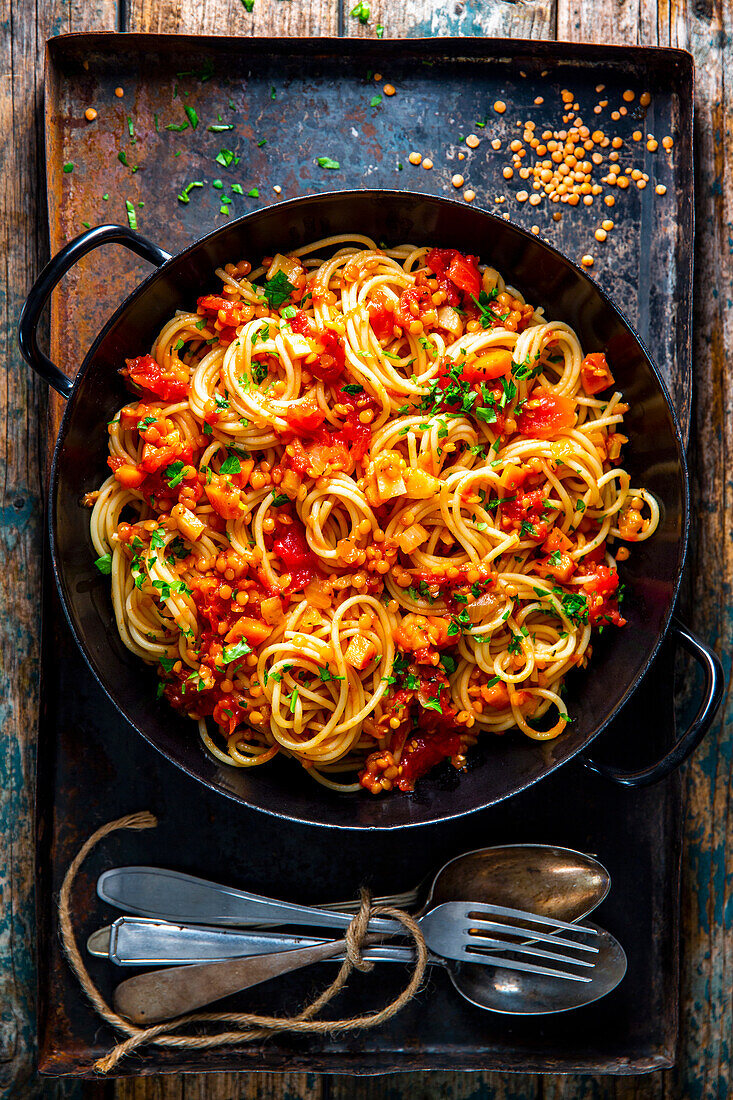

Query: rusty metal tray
37;32;693;1076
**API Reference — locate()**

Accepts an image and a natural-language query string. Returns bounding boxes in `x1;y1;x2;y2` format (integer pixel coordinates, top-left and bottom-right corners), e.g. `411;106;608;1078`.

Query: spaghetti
88;235;658;795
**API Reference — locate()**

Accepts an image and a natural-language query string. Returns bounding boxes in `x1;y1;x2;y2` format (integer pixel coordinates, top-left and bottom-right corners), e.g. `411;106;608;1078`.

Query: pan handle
18;224;172;400
581;619;724;788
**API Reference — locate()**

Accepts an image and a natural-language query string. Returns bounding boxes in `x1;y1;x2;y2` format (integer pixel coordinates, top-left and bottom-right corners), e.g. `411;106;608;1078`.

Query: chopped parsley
178;180;204;204
184;106;199;130
63;162;74;173
262;270;296;308
342;383;364;395
470;288;499;327
422;696;443;715
370;95;382;108
125;199;137;230
219;455;241;476
164;460;186;488
222;638;252;663
316;157;340;170
94;553;112;575
350;0;370;22
318;667;344;683
271;493;289;506
247;187;259;198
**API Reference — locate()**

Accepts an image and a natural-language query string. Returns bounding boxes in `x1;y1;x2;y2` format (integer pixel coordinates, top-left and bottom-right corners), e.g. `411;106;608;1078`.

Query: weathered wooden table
2;0;731;1096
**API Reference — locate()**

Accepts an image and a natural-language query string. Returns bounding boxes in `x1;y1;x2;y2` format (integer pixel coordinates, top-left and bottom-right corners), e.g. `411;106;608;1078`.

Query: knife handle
114;936;368;1024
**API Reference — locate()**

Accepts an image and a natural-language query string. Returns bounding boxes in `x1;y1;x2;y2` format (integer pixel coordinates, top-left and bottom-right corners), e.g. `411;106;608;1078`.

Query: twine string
58;812;429;1073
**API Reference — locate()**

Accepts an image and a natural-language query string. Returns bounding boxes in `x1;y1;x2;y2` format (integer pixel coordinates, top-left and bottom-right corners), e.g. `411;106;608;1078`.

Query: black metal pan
19;190;723;829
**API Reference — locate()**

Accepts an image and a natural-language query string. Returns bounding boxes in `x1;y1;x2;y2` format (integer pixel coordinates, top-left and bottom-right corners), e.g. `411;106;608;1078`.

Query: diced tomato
309;328;346;383
283;401;327;433
446;253;481;298
580;352;615;395
583;564;619;599
426;248;481;304
197;295;242;328
140;442;186;474
394;286;435;329
462;348;513;383
273;521;320;590
515;393;576;437
367;289;397;342
290;310;316;337
124;355;189;403
397;727;463;791
212;698;246;737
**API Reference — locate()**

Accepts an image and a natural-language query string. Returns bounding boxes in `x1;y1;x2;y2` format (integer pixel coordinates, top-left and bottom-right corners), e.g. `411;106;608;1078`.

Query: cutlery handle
98;867;401;935
99;917;417;966
114;937;361;1025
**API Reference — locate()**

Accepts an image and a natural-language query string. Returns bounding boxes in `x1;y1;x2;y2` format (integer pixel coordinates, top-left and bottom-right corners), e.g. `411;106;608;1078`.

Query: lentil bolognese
87;235;658;795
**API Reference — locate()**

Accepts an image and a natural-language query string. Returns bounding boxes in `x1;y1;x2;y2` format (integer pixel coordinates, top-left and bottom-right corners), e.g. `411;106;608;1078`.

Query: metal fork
112;901;599;1025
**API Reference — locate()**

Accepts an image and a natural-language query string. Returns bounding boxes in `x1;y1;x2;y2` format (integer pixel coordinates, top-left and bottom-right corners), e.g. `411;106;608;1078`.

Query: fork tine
460;951;593;983
465;938;596;968
463;918;599;955
463;903;598;935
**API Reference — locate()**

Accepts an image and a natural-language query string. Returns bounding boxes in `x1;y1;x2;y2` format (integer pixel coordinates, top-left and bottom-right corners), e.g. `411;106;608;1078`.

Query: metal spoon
97;844;610;931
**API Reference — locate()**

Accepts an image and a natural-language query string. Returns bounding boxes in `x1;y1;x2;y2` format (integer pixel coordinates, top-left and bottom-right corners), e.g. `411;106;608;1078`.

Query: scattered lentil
463;189;475;203
503;166;514;179
408;151;422;165
622;89;635;102
451;173;465;188
491;138;502;150
114;87;124;97
601;219;614;230
640;91;651;107
383;84;396;97
647;138;659;152
594;228;607;242
534;96;544;105
273;185;282;193
662;136;674;150
531;225;540;234
581;254;594;267
85;107;98;122
655;184;667;195
465;134;480;149
516;190;529;202
494;100;507;114
422;158;433;170
632;130;642;141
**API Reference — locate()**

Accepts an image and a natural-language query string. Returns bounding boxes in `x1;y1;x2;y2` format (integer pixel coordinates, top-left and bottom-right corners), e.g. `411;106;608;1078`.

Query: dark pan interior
50;190;688;828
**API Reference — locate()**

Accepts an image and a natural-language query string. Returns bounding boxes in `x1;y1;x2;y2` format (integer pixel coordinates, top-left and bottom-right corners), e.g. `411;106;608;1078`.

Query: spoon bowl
423;843;611;921
447;921;626;1014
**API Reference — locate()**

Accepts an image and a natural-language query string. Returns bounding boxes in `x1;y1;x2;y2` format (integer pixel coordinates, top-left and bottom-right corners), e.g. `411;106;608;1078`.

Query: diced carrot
543;528;574;554
481;680;510;709
225;616;272;645
205;478;243;519
114;464;146;489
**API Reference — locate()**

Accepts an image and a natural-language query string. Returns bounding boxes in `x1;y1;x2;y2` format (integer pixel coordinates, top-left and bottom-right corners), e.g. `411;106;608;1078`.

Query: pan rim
47;188;691;829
